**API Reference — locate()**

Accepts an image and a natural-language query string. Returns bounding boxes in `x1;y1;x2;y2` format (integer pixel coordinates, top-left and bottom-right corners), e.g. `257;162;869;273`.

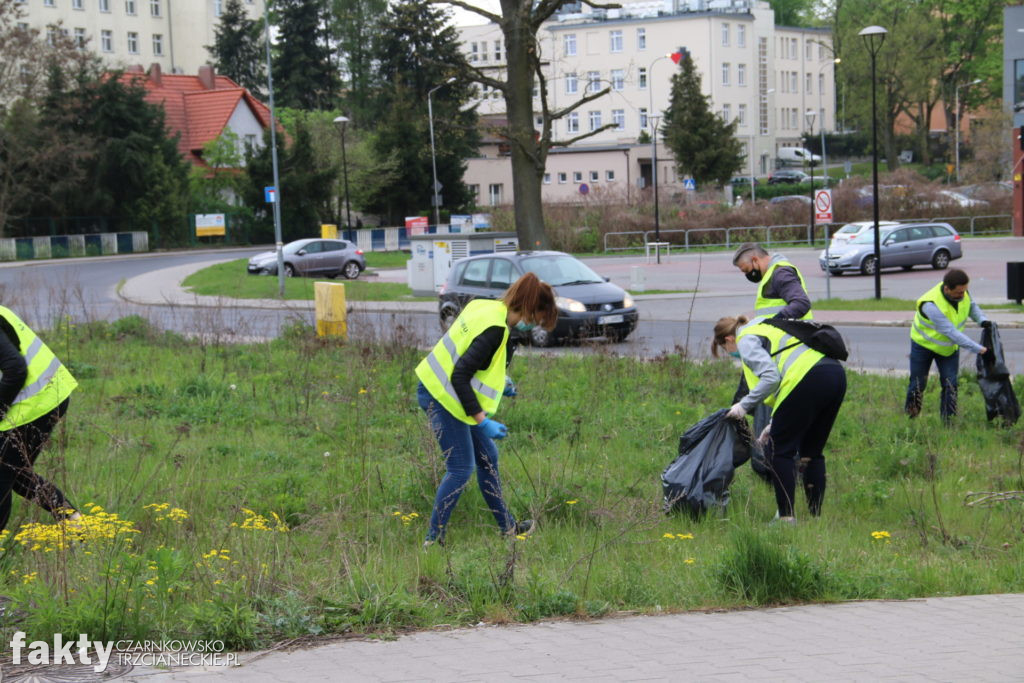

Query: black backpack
761;318;848;362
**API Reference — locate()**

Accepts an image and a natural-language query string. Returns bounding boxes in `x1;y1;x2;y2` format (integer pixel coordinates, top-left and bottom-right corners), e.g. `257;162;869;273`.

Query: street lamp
805;109;817;241
427;77;456;228
650;114;662;256
332;116;353;234
859;24;887;300
954;78;983;184
818;58;840;187
262;0;285;297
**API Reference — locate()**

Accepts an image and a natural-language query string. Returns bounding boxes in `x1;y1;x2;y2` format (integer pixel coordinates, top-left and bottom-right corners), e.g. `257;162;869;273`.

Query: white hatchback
828;220;900;248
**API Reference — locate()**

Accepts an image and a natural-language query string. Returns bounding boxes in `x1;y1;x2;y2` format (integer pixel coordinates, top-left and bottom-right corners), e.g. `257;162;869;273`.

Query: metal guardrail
603;214;1013;252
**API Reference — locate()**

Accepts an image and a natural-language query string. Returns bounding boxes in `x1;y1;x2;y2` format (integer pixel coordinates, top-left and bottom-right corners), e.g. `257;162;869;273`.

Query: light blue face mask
514;321;536;332
729;351;741;359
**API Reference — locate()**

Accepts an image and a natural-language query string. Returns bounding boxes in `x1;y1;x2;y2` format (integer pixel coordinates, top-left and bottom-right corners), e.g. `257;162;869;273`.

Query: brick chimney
148;63;162;87
198;64;215;90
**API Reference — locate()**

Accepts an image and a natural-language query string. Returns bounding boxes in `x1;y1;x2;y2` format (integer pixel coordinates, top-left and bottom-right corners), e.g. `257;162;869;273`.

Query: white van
777;147;822;167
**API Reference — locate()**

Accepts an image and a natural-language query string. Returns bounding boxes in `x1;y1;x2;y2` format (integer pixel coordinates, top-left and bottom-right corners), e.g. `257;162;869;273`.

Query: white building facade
13;0;264;76
459;0;834;205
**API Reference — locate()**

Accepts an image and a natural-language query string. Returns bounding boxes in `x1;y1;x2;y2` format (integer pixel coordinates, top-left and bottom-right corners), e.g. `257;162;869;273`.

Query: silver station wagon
819;222;962;276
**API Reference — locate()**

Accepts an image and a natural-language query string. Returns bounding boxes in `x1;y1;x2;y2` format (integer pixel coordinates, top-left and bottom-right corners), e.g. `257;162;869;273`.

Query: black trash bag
732;377;772;483
662;409;754;518
976;322;1020;425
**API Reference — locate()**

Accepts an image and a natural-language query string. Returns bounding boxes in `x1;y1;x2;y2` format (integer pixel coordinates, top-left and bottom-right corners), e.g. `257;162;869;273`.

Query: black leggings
0;398;74;532
765;362;846;517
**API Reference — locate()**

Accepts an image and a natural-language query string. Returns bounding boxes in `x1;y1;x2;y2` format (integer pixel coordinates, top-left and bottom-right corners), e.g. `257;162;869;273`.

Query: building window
488;184;503;206
722;104;731;121
100;0;111;8
606;170;615;181
535;115;543;126
610;30;622;53
100;29;112;51
125;0;136;15
588;110;602;131
152;33;163;55
806;72;812;94
792;71;799;93
565;72;577;94
637;27;646;50
738;104;747;125
543;173;551;184
639;107;648;130
806;40;813;60
611;69;624;91
780;70;787;93
494;40;502;61
820;107;825;128
612;109;625;130
790;38;798;59
127;31;138;53
819;73;825;94
638;67;647;89
738;24;746;48
587;70;600;93
567;112;579;133
46;28;57;46
150;0;160;16
468;184;479;200
479;41;487;62
564;33;576;57
73;0;84;8
44;0;55;6
737;63;746;86
470;42;478;62
74;27;86;47
791;108;798;129
573;171;583;183
214;0;222;16
586;170;597;183
721;63;730;86
721;22;729;46
558;172;567;184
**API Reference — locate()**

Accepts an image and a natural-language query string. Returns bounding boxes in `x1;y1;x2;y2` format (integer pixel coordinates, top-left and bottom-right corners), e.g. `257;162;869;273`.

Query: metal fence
603;214;1013;253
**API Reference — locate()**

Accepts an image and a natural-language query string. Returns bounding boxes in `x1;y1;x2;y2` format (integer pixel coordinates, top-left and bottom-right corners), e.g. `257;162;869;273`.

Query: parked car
828;220;900;248
854;184;911;208
247;238;366;278
767;169;811;185
818;222;962;276
769;194;812;206
438;251;638;346
730;176;760;187
776;147;821;166
929;189;989;209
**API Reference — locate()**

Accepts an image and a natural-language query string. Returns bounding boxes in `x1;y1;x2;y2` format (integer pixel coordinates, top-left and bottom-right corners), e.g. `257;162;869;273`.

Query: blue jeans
905;341;960;422
418;383;515;542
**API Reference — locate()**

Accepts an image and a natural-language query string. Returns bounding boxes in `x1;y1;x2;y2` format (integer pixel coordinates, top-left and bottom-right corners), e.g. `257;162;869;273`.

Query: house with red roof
121;63;272;168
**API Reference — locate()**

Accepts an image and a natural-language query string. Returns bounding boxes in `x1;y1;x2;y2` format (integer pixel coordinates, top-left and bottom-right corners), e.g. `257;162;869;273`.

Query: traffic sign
433;180;443;192
264;186;277;203
683;178;696;190
814;189;833;225
579;183;590;195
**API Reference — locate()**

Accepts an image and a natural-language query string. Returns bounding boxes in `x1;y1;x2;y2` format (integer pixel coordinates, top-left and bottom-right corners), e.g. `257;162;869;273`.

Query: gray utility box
407;232;519;297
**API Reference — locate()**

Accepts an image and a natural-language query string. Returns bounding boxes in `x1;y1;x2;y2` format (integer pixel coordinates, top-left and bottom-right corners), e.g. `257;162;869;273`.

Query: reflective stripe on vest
909;282;970;357
0;306;77;431
738;321;824;412
415;299;508;424
755;260;813;320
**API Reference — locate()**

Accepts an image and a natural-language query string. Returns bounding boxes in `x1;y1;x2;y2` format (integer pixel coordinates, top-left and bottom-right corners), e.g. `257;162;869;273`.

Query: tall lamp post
427;77;456;228
262;0;285;297
650;114;662;254
859;25;887;300
805;109;816;239
818;57;840;187
954;78;983;184
332;116;353;234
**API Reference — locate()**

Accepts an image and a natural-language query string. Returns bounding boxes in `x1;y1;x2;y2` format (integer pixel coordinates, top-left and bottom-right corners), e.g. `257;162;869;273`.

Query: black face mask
745;269;763;283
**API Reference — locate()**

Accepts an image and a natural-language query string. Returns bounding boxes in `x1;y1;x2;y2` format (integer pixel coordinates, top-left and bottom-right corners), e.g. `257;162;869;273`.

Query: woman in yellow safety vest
415;272;558;547
0;306;80;532
712;315;846;523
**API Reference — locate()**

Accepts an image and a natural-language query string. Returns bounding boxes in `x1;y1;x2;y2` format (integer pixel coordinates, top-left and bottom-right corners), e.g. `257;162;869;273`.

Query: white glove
758;423;772;446
726;403;747;420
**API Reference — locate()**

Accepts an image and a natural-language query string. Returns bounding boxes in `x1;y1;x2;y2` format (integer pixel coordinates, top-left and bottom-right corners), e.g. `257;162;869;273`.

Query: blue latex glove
479;418;508;440
503;376;517;397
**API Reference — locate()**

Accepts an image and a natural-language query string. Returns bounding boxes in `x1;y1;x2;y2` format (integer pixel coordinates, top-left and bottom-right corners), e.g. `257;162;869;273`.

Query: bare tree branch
458;61;507;91
433;0;502;26
551;122;618;148
550;86;612;120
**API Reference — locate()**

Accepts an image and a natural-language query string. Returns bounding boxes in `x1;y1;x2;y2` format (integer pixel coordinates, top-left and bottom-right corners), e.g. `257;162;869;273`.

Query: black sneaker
505;519;536;538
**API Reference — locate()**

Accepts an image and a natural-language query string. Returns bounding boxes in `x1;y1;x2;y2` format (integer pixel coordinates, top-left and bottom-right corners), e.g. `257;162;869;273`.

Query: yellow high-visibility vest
910;282;971;357
738;320;824;413
416;299;508;424
755;260;813;320
0;306;77;431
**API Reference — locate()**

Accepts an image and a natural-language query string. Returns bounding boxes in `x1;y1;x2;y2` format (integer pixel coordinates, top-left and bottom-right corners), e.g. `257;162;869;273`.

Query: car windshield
851;229;893;245
519;255;603;286
836;223;865;235
282;241;310;255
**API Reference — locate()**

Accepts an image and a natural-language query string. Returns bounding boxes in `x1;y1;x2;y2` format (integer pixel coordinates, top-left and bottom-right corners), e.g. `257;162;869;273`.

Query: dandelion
662;533;676;539
675;533;694;540
516;534;527;540
22;572;38;584
234;508;288;532
683;558;696;565
565;500;578;505
358;388;368;394
871;530;891;540
229;384;237;391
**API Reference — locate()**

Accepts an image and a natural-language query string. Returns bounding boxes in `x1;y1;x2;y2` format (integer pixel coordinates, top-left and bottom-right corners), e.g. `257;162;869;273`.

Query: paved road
121;593;1024;682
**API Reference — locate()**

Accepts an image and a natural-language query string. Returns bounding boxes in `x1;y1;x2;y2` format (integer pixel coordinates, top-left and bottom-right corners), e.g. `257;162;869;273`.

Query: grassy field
182;259;432;302
2;315;1022;649
813;298;1024;312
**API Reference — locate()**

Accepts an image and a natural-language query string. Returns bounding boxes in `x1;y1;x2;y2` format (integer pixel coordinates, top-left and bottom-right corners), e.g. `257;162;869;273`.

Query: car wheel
931;250;950;270
860;255;878;276
530;326;554;348
439;306;459;332
283;263;295;277
342;261;362;279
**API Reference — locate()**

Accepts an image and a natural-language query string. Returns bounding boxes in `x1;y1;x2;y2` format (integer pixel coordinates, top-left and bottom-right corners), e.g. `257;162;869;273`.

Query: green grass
364;251;412;270
814;298;1024;312
4;314;1022;648
182;259;432;302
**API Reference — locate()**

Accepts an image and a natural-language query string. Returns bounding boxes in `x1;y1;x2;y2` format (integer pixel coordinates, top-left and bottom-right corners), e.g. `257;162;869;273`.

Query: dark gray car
818;222;962;275
247;238;366;279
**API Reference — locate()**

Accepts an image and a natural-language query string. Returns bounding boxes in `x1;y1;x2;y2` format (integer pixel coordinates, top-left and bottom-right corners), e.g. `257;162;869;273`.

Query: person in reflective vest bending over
0;306;80;533
906;268;988;424
416;272;558;548
712;315;846;524
732;243;813;320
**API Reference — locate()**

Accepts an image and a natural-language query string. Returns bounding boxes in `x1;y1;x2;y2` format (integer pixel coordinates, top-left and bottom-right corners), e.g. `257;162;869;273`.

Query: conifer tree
207;0;266;99
272;0;339;110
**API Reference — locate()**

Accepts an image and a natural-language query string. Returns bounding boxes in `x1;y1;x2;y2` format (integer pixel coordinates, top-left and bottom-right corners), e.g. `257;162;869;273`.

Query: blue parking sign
264;186;277;203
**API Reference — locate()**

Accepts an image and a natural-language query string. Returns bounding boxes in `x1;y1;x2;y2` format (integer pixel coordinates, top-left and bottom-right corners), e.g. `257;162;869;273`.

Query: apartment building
459;0;834;205
12;0;265;76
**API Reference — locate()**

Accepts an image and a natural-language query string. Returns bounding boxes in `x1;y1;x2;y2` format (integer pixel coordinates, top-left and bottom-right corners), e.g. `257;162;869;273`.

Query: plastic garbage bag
662;409;754;518
976;322;1020;425
732;376;772;483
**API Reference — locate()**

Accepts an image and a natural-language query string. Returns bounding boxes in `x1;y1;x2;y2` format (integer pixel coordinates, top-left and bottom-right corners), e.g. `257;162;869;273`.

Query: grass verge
814;297;1024;312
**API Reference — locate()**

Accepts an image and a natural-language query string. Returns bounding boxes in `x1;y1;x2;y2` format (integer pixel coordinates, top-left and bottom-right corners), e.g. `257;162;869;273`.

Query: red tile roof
118;66;271;166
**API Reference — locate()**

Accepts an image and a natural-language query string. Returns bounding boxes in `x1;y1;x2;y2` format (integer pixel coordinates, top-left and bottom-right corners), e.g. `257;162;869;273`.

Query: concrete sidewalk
122;593;1024;682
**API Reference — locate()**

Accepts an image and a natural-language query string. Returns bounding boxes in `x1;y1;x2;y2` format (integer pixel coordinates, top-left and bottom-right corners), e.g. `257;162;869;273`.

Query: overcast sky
445;1;501;27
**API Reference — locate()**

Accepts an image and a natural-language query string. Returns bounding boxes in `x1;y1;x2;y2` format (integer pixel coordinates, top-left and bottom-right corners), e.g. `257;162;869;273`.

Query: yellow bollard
321;223;338;239
314;281;347;339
